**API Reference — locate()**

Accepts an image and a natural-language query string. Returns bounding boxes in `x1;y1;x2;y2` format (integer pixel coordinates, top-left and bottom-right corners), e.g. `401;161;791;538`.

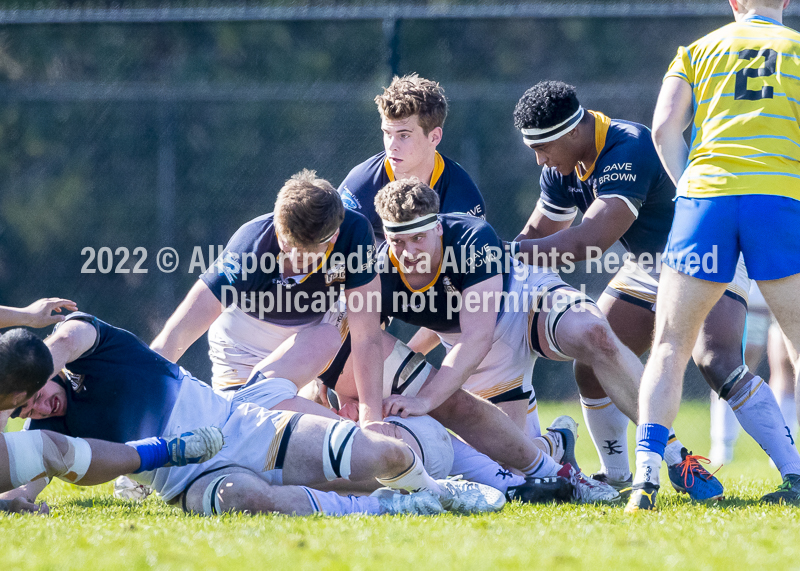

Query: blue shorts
664;195;800;282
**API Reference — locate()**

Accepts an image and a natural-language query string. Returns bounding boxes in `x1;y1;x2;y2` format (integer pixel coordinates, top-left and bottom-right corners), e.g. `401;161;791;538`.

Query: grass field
2;401;799;571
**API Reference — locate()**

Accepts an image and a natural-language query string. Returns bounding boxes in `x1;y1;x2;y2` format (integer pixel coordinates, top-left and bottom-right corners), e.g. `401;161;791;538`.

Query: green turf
2;401;798;571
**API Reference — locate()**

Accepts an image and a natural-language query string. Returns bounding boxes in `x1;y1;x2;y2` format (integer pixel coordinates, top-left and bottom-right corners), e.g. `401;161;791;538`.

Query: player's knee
572;319;618;363
202;472;276;515
694;347;744;390
4;430;92;488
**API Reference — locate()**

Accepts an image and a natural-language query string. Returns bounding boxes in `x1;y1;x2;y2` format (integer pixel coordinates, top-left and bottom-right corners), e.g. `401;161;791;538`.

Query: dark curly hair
513;81;581;131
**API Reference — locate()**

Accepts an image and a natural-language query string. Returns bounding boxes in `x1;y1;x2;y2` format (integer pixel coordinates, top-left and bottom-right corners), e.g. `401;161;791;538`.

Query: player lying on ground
0;329;223;514
628;0;800;511
1;313;505;516
338;73;486;242
509;80;798;500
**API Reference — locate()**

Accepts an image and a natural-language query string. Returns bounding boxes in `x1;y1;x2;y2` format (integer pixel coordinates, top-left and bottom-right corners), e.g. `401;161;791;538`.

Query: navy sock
127;436;169;473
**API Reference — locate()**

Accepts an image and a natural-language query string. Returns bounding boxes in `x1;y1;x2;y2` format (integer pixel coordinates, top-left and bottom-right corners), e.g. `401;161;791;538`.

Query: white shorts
605;254;750;312
147;375;302;503
438;265;565;404
208;300;348;391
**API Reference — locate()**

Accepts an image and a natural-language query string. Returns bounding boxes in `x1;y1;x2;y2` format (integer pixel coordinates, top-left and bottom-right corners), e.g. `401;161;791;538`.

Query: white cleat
113;475;152;502
164;426;225;467
557;463;620;503
435;477;506;514
371;488;444;515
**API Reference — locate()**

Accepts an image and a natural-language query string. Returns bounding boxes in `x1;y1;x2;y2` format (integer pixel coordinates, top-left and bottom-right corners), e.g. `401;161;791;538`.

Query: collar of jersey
384;151;445;187
575;111;611;182
279;242;334;284
744;15;782;26
388;237;443;293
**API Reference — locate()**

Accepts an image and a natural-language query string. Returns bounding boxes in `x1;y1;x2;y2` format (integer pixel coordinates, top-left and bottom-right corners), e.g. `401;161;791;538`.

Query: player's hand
337;401;359;422
21;298;78;328
361;420;404;439
382;395;433;418
1;497;49;515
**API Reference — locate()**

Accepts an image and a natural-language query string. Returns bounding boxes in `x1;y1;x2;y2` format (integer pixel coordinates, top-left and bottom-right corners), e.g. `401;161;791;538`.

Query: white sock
710;390;740;453
449;436;524;493
632;451;662;487
302;487;383;516
521;449;561;479
664;430;685;466
526;393;542;438
730;376;800;478
534;431;564;462
376;452;443;495
580;396;631;480
777;392;798;438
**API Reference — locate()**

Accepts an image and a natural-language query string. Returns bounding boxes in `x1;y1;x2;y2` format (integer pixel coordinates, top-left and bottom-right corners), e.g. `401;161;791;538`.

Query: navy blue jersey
339;151;486;240
28;313;183;443
201;209;376;327
537;112;675;258
377;214;506;334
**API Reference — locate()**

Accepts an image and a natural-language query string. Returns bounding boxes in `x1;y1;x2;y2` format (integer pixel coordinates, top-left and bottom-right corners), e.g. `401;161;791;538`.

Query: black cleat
761;474;800;505
506;476;574;504
624;482;659;513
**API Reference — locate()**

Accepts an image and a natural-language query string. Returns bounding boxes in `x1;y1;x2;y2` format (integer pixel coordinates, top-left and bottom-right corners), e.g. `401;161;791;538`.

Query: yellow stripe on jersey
473;375;524;401
385;151;445;187
665;17;800;201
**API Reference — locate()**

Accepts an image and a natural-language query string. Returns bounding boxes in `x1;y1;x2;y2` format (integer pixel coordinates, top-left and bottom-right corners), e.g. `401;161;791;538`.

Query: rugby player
509;81;774;499
2;313;505;516
628;0;800;510
338;73;486;242
0;328;223;514
151;169;392;434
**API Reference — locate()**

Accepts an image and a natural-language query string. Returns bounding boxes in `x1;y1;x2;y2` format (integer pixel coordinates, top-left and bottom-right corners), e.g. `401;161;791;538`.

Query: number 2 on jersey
735;48;777;101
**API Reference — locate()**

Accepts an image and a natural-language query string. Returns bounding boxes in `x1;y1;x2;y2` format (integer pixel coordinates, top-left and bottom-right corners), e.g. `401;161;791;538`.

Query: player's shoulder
602;119;657;156
439;154;477;186
340;208;373;234
340;152;386;190
439;213;496;244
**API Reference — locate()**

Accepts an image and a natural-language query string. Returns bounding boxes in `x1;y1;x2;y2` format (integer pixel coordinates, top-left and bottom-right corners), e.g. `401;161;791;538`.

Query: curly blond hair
274;169;344;248
375;74;447;135
374;179;440;224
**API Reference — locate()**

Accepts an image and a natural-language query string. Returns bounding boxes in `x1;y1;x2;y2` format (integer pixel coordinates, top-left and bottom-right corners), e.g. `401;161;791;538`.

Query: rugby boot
436;477;506;514
164;426;225;467
590;472;634;499
557;463;620;503
761;474;800;505
372;488;445;515
624;482;659;513
546;415;580;470
506;476;574;504
668;448;723;501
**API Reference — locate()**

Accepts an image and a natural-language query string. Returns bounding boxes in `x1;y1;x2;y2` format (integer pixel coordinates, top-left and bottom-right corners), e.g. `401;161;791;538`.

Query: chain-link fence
0;2;785;398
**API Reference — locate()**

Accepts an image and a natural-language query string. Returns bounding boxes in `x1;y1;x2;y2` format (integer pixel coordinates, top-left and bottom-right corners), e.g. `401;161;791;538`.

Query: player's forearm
407;327;441;355
518;229;597;265
652;128;689;187
351;336;385;424
0;306;30;328
415;338;490;411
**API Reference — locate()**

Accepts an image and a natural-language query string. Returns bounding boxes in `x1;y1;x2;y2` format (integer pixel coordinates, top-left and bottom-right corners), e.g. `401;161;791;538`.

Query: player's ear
428;126;443;147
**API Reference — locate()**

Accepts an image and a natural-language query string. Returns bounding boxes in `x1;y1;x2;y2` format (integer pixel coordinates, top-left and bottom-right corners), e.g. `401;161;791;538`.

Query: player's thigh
758;273;800;362
533;287;608;362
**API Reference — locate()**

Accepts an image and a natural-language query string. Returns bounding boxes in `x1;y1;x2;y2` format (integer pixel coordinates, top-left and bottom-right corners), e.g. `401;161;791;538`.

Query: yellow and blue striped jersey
665;16;800;201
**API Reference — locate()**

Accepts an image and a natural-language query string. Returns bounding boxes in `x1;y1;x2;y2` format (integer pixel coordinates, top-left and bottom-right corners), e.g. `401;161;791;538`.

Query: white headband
520;106;584;145
382;213;439;235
